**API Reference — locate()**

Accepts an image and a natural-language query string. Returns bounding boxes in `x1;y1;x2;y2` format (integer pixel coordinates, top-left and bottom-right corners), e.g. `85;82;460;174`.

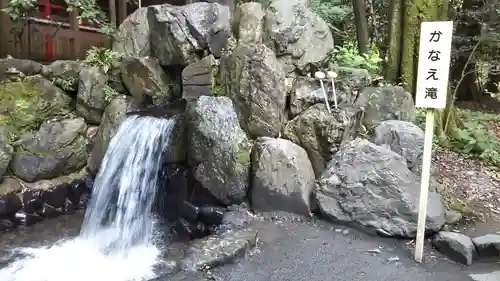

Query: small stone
445;210;463;225
388;256;400;262
472;234;500;258
432;231;477;265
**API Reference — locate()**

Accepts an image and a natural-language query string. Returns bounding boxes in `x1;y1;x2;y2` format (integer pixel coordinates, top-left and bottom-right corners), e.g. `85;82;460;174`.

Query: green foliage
415;108;500;167
0;77;71;142
103;85;119;102
2;0;36;21
4;0;117;37
83;47;122;74
328;42;383;74
308;0;354;43
450;111;500;166
53;76;78;92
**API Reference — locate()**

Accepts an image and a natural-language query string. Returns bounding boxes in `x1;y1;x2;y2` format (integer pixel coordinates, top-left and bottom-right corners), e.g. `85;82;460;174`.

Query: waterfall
0;115;177;281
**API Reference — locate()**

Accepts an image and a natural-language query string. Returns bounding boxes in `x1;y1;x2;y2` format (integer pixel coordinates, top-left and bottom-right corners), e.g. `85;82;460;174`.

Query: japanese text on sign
415;21;453;109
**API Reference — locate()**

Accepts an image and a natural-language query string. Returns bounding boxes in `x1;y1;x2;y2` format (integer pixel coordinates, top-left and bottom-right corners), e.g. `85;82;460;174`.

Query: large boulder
221;43;286;138
288;76;350;117
148;3;231;66
315;138;445;237
283;104;362;176
263;0;334;75
0;58;42;82
10;118;88;182
41;60;83;92
181;55;214;101
0;75;72;137
88;96;137;175
186;96;252;204
233;2;265;44
372;120;424;175
76;67;109;124
250;137;315;215
355;86;415;127
112;7;151;56
120;56;177;106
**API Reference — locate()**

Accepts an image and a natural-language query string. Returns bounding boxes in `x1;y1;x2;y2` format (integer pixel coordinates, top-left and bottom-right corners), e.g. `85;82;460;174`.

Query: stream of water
0;115;176;281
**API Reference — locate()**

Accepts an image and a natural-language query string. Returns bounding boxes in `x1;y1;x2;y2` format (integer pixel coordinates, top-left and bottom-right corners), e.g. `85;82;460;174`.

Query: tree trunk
385;0;403;82
352;0;370;55
400;0;448;93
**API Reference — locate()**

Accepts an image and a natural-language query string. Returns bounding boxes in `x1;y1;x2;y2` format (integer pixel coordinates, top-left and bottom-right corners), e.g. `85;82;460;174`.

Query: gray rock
444;210;463;225
23;75;72;113
41;60;83;92
330;66;372;91
0;177;22;196
165;115;186;164
432;231;477;265
263;0;334;74
0;58;42;82
107;67;127;94
283;104;362;176
472;234;500;258
10;118;88;182
288;76;350;117
155;271;213;281
77;67;109;124
120;56;177;106
250;137;315;215
186;96;252;204
112;7;151;56
355;85;415;128
180;228;258;271
221;208;255;231
149;3;231;66
233;2;265;44
372;120;424;175
181;55;214;101
315;138;445;237
88;96;137;175
221;43;286;138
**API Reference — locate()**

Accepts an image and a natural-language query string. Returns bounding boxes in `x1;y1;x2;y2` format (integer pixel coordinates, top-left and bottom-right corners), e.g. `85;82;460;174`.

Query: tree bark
352;0;370;55
385;0;403;82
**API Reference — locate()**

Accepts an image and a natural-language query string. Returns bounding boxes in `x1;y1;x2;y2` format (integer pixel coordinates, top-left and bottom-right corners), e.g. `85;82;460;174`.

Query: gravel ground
212;213;477;281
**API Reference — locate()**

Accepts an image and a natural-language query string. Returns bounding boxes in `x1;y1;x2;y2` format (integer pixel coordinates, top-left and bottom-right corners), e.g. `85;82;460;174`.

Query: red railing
34;0;103;60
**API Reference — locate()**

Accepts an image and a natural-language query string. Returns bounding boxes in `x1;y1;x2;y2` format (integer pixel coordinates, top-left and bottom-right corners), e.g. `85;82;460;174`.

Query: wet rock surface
179;228;258;271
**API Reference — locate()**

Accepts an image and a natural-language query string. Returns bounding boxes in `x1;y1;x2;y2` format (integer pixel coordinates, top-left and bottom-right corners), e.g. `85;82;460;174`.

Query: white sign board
415;21;454;109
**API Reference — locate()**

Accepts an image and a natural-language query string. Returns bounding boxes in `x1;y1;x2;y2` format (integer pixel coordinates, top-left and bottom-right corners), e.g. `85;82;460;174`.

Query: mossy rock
0;75;72;142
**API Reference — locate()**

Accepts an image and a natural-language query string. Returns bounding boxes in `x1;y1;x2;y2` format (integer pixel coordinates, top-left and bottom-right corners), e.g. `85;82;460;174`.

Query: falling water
0;115;177;281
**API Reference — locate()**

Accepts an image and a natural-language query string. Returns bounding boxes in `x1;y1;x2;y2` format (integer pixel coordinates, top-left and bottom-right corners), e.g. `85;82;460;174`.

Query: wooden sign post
414;21;454;263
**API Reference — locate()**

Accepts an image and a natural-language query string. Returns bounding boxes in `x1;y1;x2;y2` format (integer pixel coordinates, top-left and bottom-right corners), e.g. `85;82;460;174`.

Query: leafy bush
415;108;500;167
328;42;383;74
451;111;500;166
84;47;122;74
308;0;354;43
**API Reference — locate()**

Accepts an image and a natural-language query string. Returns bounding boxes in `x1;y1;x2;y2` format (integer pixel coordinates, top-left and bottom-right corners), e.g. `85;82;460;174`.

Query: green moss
0;80;42;138
0;79;69;142
211;62;227;97
235;148;251;165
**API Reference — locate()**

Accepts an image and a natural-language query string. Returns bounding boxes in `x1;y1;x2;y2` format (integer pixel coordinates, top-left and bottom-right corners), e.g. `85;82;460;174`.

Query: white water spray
0;115;176;281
